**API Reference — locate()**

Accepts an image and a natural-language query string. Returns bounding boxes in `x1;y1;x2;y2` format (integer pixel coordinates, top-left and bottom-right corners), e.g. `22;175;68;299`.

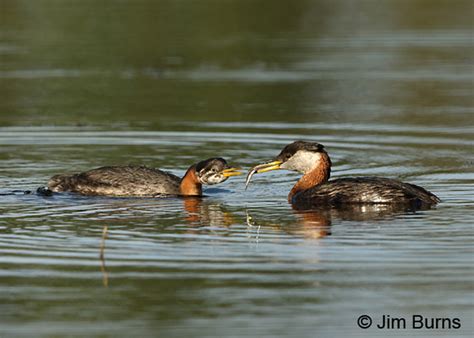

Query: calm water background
1;1;473;337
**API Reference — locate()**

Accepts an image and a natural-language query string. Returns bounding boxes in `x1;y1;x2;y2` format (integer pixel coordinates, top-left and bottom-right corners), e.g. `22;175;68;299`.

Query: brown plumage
48;158;241;197
293;176;440;207
246;141;440;207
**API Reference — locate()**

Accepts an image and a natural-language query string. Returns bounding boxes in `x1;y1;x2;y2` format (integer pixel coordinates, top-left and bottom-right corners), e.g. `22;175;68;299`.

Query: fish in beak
245;160;283;189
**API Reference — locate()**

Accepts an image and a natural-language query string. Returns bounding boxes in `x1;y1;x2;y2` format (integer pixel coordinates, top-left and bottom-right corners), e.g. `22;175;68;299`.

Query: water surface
1;0;473;337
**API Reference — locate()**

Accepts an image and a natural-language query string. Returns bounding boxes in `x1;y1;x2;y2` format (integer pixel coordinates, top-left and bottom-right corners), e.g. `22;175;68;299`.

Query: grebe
246;141;440;207
48;158;241;197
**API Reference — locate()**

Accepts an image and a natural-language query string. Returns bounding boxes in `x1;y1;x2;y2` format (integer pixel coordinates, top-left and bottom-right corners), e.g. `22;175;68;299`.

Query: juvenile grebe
246;141;440;207
48;158;241;197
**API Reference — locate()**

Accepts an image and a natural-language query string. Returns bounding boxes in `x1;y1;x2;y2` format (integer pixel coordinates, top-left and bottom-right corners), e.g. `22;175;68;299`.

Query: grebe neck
288;152;331;202
180;165;202;196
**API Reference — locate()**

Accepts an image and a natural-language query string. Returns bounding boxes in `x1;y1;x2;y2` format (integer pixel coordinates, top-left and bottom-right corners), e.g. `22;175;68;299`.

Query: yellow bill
245;160;283;189
222;167;243;177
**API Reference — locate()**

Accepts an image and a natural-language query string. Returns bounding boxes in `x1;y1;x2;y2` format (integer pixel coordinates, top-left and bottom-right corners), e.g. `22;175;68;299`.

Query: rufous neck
180;165;202;196
288;152;331;202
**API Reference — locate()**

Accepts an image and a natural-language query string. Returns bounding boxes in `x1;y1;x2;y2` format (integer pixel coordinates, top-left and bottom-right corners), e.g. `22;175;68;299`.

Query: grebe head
245;141;328;188
195;158;242;185
276;141;326;173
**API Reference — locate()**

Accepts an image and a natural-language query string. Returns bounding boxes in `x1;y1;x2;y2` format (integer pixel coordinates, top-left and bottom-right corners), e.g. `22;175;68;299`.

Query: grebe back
246;141;440;207
48;158;241;197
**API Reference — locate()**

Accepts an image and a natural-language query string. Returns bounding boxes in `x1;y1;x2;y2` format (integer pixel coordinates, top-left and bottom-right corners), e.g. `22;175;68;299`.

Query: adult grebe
246;141;440;207
48;158;241;197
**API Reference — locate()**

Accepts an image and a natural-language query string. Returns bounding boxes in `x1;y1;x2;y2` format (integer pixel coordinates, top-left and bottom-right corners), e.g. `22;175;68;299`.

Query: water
1;1;473;337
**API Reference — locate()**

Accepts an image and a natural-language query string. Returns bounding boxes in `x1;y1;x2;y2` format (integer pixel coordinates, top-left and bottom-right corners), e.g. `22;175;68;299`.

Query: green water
1;1;473;337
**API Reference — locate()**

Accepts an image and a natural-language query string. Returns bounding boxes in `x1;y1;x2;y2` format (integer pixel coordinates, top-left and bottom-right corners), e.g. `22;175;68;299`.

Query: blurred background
1;0;472;128
1;1;473;337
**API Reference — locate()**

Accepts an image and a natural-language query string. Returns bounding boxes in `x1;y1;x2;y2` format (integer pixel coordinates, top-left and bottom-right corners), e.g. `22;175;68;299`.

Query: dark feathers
292;177;441;207
275;140;325;162
48;166;181;197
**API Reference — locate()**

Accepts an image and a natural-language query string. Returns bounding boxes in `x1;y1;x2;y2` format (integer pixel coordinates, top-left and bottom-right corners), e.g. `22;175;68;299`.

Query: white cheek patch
204;174;228;185
281;151;322;174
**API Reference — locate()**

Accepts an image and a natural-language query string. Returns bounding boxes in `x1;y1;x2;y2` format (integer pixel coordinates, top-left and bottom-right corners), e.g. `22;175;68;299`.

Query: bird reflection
293;202;434;221
183;198;332;239
290;208;332;239
245;208;332;240
97;198;435;286
245;203;435;240
182;197;235;227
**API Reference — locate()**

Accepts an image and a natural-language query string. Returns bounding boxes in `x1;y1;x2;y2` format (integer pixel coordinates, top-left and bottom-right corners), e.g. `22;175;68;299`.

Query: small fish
245;160;282;190
245;166;258;190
